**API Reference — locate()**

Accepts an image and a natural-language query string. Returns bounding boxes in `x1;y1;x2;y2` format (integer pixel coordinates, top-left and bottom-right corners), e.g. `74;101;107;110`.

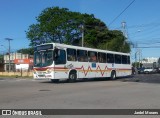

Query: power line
113;22;160;30
126;22;160;29
137;46;160;48
138;42;160;45
128;26;160;44
130;24;160;37
108;0;136;27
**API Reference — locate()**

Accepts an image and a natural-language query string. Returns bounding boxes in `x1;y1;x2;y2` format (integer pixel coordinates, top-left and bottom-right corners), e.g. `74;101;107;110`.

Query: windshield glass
34;50;53;67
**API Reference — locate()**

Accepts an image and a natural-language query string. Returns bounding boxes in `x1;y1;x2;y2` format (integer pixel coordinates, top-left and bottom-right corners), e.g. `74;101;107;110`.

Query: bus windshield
34;48;67;67
34;50;53;67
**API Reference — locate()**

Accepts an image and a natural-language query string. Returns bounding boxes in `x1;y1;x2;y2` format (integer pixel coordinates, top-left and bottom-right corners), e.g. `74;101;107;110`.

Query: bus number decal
92;63;96;68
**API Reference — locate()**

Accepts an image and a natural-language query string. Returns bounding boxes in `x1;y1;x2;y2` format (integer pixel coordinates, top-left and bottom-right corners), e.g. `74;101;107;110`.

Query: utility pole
135;42;138;60
134;42;138;68
81;24;84;47
5;38;13;72
121;21;128;39
135;44;142;68
139;49;142;68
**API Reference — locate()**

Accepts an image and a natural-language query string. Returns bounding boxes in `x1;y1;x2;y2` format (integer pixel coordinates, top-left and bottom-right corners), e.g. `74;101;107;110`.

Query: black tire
68;72;77;83
110;71;116;80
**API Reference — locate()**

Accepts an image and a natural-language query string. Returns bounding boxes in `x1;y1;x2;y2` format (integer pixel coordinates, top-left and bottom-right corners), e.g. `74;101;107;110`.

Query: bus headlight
46;69;52;74
33;70;37;74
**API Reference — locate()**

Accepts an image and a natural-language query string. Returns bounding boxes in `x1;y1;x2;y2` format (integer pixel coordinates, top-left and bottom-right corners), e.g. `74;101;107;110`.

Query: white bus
33;43;132;82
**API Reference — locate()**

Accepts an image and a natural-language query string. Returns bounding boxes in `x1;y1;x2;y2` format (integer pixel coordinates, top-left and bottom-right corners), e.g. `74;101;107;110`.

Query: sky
0;0;160;61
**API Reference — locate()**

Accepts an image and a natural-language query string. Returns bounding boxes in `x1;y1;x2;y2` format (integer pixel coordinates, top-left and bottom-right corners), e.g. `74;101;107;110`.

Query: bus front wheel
68;72;77;83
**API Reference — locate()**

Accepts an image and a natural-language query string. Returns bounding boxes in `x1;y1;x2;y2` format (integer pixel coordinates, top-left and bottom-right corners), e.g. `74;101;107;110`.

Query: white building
141;57;160;68
141;57;158;63
3;53;32;72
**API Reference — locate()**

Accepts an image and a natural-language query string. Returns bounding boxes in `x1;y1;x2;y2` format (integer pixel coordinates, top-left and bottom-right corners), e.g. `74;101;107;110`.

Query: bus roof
36;43;130;55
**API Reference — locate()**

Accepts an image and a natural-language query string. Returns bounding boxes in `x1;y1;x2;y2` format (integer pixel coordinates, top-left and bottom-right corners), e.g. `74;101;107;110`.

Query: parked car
143;67;154;74
157;68;160;73
137;67;145;74
153;68;159;73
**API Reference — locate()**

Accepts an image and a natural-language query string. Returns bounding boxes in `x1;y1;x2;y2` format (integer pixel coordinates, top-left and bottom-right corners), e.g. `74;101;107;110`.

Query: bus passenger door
54;49;67;80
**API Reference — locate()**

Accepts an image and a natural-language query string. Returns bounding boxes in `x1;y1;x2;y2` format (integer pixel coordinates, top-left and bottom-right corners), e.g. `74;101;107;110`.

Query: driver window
55;49;66;65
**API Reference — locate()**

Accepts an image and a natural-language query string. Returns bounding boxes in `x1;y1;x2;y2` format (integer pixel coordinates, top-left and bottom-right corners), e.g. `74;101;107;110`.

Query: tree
17;48;34;55
105;30;130;52
82;14;109;48
132;62;142;68
0;54;3;63
26;7;130;53
27;7;83;46
26;24;42;47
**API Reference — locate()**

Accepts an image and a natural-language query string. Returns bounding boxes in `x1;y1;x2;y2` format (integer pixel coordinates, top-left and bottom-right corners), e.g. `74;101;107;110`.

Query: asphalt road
118;73;160;83
0;74;160;118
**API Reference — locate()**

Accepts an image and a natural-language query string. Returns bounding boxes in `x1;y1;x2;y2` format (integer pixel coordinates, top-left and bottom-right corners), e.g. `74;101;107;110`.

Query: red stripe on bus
34;65;131;76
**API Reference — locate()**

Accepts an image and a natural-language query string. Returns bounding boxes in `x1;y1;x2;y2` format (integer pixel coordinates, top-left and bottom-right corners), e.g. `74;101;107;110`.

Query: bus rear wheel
111;71;116;80
68;72;77;83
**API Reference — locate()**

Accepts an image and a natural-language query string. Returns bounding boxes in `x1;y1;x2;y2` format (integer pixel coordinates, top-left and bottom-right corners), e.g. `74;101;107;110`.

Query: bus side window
88;51;97;62
77;50;88;62
55;49;66;65
122;55;130;64
107;53;114;63
127;56;131;64
122;55;127;64
67;48;76;61
115;54;122;64
98;52;106;63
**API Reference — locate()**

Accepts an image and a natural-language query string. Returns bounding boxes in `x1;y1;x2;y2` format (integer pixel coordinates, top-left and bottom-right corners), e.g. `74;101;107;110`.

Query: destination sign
35;44;53;51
